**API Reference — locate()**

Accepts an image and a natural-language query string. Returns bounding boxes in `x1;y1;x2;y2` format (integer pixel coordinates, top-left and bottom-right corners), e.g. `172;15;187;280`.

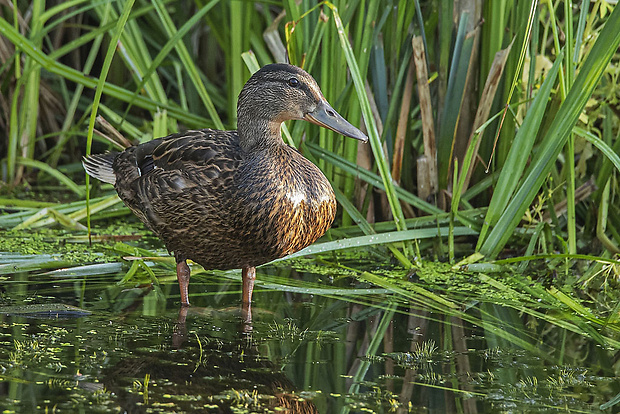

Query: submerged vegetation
1;0;620;412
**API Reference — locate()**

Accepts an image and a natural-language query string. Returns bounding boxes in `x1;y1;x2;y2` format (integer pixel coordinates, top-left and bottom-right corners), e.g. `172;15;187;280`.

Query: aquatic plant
1;1;620;412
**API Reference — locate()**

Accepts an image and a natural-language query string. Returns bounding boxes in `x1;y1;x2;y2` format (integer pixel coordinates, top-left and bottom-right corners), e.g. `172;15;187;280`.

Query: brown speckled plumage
83;63;367;309
112;130;336;268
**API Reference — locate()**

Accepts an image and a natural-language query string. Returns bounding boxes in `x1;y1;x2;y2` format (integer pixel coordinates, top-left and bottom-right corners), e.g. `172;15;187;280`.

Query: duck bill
304;100;368;143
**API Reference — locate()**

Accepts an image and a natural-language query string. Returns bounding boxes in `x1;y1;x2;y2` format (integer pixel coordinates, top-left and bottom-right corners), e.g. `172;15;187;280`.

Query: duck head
237;63;368;151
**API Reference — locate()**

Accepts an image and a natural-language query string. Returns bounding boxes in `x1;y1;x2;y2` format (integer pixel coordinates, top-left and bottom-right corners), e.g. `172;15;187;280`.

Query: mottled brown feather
109;129;336;270
83;63;365;306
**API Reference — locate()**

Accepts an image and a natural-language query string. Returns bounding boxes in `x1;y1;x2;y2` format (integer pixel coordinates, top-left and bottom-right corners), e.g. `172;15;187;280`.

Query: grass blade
324;3;409;242
85;0;136;232
281;226;477;261
575;127;620;173
151;0;223;129
16;157;84;197
0;17;211;127
480;3;620;257
477;51;563;249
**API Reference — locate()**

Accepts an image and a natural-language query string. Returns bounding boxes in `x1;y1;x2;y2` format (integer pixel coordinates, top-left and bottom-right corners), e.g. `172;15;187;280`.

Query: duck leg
176;260;191;306
242;266;256;304
241;266;256;325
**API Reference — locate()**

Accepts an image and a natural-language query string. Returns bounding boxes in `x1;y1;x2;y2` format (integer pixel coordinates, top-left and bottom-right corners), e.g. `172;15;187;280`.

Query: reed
0;3;619;353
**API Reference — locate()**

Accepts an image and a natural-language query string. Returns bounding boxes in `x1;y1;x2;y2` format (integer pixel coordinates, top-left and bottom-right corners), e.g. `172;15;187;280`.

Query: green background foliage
1;2;620;411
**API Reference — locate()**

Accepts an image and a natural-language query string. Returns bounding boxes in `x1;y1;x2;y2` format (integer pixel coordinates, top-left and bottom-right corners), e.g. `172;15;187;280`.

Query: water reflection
0;284;318;412
103;315;317;413
1;263;619;413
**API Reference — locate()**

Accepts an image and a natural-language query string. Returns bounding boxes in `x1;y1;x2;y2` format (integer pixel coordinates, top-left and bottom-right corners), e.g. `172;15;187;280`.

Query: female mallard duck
83;63;367;308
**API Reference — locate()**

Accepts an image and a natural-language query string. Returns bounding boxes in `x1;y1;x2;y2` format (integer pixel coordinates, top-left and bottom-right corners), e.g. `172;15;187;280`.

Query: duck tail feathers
82;153;118;185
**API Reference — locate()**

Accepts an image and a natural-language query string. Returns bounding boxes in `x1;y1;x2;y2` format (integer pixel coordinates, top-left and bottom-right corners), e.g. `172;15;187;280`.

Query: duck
83;63;367;309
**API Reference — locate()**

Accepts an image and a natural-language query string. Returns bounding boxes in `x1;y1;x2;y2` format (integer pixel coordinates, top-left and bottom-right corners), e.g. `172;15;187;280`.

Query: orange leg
241;266;255;327
176;260;191;307
242;266;256;304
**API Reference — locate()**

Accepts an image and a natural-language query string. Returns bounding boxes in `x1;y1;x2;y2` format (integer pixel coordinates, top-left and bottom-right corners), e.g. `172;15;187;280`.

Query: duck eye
288;78;300;87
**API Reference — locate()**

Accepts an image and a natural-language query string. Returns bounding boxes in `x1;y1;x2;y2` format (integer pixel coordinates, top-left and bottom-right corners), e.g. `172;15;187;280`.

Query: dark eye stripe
271;76;316;100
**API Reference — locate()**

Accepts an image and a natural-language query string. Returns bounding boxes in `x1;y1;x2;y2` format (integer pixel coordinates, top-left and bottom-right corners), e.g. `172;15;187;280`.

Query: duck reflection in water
104;314;318;413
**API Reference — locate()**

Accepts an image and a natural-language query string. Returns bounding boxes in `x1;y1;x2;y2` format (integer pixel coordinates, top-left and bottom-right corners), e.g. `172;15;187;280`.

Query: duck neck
237;113;284;153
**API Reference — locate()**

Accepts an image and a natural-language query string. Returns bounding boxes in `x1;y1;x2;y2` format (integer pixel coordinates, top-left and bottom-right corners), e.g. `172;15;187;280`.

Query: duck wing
112;129;242;237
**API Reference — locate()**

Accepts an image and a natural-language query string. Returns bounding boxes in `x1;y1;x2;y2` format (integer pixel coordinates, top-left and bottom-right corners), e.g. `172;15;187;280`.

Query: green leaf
477;50;563;247
480;3;620;257
16;157;83;197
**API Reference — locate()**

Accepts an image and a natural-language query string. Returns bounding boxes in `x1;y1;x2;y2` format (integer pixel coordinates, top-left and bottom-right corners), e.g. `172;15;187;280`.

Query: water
1;256;619;413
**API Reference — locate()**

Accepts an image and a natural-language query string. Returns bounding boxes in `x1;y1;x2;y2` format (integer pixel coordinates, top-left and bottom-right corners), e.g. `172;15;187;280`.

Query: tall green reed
1;0;618;261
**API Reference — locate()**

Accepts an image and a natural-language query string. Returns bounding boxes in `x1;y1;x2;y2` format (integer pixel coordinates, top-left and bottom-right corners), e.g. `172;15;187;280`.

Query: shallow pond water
1;253;619;413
